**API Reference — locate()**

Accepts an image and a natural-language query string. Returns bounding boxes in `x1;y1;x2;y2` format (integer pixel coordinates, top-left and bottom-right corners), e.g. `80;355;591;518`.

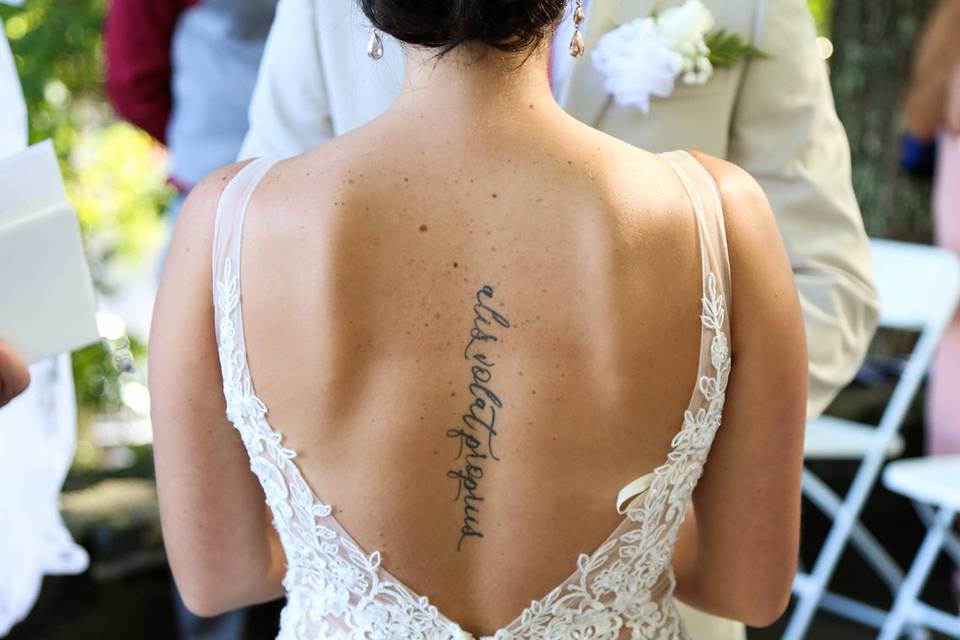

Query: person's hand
0;339;30;408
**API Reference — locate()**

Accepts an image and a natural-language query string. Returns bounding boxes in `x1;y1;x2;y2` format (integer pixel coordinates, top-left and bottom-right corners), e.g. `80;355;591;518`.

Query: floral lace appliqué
215;249;730;640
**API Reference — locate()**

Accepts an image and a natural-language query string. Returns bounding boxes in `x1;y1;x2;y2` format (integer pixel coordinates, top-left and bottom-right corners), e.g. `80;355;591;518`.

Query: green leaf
705;28;771;67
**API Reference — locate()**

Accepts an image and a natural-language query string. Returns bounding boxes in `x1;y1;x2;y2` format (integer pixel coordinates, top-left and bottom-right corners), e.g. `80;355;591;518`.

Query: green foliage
807;0;833;35
67;123;171;293
3;0;170;286
706;29;770;68
1;0;107;148
3;0;170;417
72;336;147;415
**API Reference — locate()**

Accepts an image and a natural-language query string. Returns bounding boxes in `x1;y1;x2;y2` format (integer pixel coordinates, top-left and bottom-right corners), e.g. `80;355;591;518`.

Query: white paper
0;141;99;363
0;140;67;224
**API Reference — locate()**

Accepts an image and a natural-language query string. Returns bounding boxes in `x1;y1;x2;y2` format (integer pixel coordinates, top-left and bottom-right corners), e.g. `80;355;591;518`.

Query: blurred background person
904;0;960;459
104;0;277;636
105;0;277;235
903;0;960;600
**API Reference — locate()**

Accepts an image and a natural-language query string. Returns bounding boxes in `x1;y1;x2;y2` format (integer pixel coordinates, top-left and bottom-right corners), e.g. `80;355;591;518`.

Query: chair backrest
788;244;960;640
870;239;960;334
868;239;960;434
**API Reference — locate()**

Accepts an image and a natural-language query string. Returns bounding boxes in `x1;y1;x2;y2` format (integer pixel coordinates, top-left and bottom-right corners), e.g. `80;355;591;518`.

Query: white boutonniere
591;0;769;113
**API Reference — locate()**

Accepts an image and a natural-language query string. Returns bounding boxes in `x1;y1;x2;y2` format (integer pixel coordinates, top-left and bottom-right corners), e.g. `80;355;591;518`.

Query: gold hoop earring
367;28;384;61
569;0;585;58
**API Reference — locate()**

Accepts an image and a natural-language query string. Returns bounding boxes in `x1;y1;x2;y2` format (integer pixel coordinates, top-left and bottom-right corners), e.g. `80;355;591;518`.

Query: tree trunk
829;0;938;242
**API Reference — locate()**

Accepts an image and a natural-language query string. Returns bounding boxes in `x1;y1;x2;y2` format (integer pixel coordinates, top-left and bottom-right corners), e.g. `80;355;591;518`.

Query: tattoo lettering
448;285;510;551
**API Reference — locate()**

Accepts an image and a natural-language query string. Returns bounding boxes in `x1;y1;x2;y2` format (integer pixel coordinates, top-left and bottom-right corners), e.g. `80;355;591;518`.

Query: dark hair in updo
357;0;568;54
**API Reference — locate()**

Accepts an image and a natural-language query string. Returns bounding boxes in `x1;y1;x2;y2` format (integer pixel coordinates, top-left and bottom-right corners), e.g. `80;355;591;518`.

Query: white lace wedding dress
211;150;732;639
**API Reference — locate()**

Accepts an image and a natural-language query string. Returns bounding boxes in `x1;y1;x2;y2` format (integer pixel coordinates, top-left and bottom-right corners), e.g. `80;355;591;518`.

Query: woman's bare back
150;11;805;634
237;111;708;633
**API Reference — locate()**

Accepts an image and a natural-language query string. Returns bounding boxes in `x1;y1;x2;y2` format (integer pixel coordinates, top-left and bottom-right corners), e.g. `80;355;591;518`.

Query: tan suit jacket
240;1;880;636
565;0;878;424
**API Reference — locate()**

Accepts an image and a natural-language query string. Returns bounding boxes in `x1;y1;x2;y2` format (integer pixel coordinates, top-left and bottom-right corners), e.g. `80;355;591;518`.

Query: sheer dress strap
212;158;278;343
614;150;733;513
661;150;732;316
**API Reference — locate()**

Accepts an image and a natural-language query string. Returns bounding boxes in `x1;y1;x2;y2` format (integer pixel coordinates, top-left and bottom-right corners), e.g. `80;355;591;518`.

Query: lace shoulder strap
661;150;732;321
614;151;733;513
211;158;277;334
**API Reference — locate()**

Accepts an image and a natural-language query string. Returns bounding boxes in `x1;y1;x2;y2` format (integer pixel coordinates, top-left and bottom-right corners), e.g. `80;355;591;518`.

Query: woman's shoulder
160;160;265;303
684;151;784;274
686;151;801;359
253;134;378;214
179;160;259;231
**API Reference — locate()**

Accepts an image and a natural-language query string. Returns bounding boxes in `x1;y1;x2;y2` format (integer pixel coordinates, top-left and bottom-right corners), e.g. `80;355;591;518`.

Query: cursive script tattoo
448;285;510;551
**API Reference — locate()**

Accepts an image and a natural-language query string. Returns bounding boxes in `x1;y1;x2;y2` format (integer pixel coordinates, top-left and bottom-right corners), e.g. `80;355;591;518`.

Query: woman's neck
388;43;563;130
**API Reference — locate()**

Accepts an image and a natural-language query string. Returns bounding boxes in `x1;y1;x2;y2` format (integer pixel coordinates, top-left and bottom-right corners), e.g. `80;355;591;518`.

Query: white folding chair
878;455;960;640
784;239;960;640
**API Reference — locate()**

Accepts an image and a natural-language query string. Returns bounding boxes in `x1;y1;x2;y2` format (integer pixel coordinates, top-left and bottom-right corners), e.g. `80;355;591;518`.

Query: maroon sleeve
104;0;199;144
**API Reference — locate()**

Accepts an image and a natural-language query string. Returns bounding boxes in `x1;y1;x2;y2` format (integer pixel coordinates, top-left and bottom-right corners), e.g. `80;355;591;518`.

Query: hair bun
358;0;567;54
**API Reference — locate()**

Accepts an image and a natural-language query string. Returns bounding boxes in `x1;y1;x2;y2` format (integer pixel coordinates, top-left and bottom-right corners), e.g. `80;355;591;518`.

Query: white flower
656;0;715;48
657;1;714;87
590;560;631;595
251;458;294;519
592;17;684;113
710;332;728;369
592;0;718;112
682;56;713;86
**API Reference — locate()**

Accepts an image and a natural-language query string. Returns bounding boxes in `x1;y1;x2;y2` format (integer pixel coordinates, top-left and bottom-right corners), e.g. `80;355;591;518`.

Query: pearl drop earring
367;28;384;61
